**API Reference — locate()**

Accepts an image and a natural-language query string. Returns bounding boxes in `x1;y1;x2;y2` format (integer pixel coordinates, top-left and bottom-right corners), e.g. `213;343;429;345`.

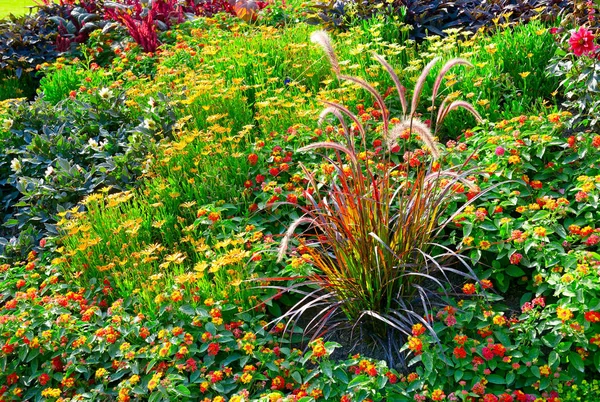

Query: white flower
143;118;157;130
45;165;54;177
148;97;157;112
98;87;113;100
88;138;99;150
2;119;13;130
10;159;22;173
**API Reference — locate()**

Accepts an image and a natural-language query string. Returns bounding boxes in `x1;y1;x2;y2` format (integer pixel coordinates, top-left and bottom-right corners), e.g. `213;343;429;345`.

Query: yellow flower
561;273;574;284
478;240;491;250
556;306;573;322
240;372;253;384
508;155;521;164
462;236;474;246
41;388;62;398
493;315;507;326
485;44;497;54
147;373;162;391
519;72;531;79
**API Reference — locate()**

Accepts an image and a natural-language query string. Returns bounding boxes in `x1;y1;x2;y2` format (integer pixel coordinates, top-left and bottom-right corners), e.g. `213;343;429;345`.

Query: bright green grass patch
0;0;37;18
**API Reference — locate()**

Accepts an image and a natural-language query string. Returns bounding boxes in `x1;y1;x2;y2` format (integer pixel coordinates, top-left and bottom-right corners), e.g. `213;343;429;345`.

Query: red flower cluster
584;311;600;323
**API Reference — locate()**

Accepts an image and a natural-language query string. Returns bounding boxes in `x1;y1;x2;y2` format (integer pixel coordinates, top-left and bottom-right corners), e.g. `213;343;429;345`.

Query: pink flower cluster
569;27;598;57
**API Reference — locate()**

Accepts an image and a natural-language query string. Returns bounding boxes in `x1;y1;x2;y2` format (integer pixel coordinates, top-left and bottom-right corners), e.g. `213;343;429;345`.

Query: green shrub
0;91;176;259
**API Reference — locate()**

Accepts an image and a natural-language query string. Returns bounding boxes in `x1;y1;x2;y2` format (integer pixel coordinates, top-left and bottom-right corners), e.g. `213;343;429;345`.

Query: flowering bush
0;250;413;401
443;112;600;294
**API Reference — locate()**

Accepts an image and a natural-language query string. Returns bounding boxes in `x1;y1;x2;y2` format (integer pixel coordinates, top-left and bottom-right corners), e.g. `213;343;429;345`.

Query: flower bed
1;1;600;401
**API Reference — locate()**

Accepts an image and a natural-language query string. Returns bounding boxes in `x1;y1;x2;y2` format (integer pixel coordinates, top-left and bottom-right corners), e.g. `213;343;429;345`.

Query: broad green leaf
175;385;191;396
487;374;505;384
569;352;585;373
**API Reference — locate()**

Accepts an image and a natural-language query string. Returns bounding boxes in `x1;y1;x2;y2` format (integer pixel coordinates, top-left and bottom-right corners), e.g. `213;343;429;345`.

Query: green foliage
0;251;406;402
1;3;600;401
559;380;600;401
432;20;560;136
0;91;176;258
0;1;108;101
444;112;600;294
0;12;59;85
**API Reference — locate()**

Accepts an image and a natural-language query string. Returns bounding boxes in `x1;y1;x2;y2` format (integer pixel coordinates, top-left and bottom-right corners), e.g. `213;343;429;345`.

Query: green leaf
333;368;349;384
506;265;525;277
220;353;241;367
554;224;567;239
542;333;560;348
179;304;195;315
549;351;559;368
454;370;463;382
569;352;585;373
18;346;28;362
190;370;201;383
422;352;433;373
463;222;473;237
205;322;216;335
321;360;333;378
110;370;127;382
175;385;191;396
557;342;572;353
506;371;515;385
487;374;505;385
291;371;302;385
348;374;369;388
536;146;545;159
539;376;551;390
493;331;511;347
480;222;497;231
496;272;509;293
148;392;161;402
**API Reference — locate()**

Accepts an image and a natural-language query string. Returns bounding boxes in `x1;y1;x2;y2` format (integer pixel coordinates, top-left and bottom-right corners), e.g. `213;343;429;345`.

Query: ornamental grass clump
274;31;485;366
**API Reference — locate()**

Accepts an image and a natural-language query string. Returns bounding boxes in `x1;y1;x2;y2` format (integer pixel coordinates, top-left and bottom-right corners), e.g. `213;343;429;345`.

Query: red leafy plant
270;31;488;367
104;0;269;53
105;0;185;53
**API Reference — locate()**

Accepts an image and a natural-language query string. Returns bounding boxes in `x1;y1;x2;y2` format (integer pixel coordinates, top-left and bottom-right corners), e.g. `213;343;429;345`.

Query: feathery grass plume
387;119;440;160
372;53;407;116
437;100;483;127
277;217;314;262
431;58;473;102
310;30;340;75
410;57;440;118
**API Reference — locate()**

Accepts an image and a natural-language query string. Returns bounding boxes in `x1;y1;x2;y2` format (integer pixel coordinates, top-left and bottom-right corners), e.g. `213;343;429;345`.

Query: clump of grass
272;31;485;367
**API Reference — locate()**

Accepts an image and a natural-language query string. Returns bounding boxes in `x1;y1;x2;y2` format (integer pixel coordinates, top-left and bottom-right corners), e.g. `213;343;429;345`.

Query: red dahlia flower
569;27;598;57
